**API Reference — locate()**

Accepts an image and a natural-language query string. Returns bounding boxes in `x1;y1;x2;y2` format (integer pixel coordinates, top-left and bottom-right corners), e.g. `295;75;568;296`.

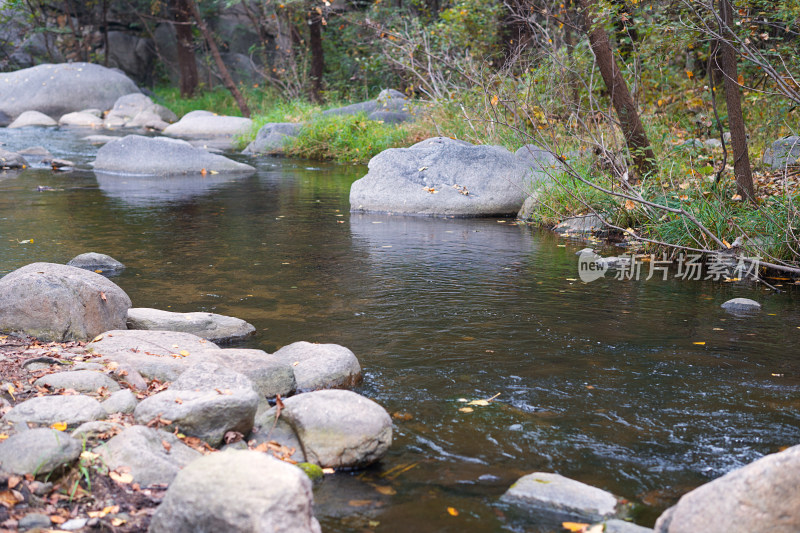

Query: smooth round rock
34;370;120;393
148;450;320;533
3;394;107;428
271;341;361;392
0;428;81;475
67;252;126;275
720;298;761;311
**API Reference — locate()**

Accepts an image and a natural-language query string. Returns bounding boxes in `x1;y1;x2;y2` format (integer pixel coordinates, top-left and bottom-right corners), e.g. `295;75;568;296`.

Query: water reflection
95;171;255;206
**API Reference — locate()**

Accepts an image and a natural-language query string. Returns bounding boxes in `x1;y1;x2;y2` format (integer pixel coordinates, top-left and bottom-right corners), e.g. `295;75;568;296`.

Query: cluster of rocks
500;443;800;532
0;258;390;531
244;89;417;156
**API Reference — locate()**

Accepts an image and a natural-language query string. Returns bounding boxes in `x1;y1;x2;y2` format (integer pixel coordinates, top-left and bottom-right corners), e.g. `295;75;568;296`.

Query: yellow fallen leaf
625;199;636;210
109;471;133;484
467;399;490;406
693;341;706;345
91;334;104;343
111;518;126;526
447;507;459;516
772;373;784;377
0;434;8;441
348;499;373;507
179;350;190;357
490;94;499;106
50;422;67;431
723;239;731;248
374;485;397;496
562;522;589;532
713;328;724;331
50;515;67;524
80;451;99;461
731;193;743;201
458;407;474;413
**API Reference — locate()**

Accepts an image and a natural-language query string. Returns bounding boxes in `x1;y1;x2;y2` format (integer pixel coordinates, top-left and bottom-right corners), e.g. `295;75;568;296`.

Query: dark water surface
1;128;799;531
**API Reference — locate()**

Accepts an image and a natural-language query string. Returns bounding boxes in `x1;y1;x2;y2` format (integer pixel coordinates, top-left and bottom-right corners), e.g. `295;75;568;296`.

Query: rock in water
148;450;321;533
67;252;126;275
162;110;252;139
0;262;131;341
7;110;57;128
0;62;140;120
654;444;800;533
720;298;761;312
258;389;392;468
126;307;255;344
93;135;255;176
271;341;361;391
349;137;542;217
500;472;622;522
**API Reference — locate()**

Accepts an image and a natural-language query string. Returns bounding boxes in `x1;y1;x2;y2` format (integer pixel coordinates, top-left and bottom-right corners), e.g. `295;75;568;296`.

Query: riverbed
1;127;799;531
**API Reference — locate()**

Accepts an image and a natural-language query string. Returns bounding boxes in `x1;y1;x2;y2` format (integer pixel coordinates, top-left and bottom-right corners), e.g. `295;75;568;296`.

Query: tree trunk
102;0;109;66
719;0;755;202
580;0;655;181
170;0;198;98
188;0;250;117
308;7;325;103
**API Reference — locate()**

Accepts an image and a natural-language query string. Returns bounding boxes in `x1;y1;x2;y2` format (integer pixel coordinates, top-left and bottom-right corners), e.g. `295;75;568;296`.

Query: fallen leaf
374;485;397;496
562;522;589;532
6;476;21;489
162;440;172;452
91;334;104;343
109;471;134;484
322;467;335;474
731;193;742;201
693;341;706;345
458;407;474;413
100;291;107;302
200;168;207;176
418;166;428;172
624;199;636;210
50;515;67;524
348;499;374;507
179;350;190;357
80;451;99;461
111;517;127;526
0;434;8;441
447;507;459;516
50;422;67;431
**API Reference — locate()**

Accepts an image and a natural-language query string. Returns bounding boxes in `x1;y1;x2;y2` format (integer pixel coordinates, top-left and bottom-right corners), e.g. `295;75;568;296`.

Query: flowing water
1;127;799;532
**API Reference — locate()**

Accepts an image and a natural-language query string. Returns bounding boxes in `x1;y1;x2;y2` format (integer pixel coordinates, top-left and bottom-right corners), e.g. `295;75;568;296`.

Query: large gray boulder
134;388;258;447
163;110;252;139
243;122;302;154
0;428;81;476
500;472;621;522
271;341;361;392
106;32;157;86
0;262;131;342
126;308;255;344
0;62;140;120
3;395;107;428
189;349;296;400
94;425;201;487
654;444;800;533
7;110;57;128
93;135;255;176
104;93;176;129
67;252;126;275
148;450;321;533
258;389;392;469
350;137;540;216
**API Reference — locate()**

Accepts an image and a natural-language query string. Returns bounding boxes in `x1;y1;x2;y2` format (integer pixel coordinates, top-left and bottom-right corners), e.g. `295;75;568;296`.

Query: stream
1;127;799;532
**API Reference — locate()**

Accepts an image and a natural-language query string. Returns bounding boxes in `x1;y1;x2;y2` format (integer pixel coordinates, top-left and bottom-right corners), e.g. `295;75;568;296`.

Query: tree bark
580;0;655;181
188;0;250;117
718;0;755;202
308;7;325;103
170;0;198;98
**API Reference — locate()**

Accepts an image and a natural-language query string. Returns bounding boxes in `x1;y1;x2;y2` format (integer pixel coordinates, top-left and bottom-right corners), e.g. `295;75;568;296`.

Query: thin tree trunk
188;0;250;117
170;0;198;98
719;0;755;202
580;0;655;181
308;7;325;103
102;0;109;66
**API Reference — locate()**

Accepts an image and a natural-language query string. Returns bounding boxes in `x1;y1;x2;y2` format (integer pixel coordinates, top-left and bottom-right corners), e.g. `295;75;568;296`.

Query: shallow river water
1;127;799;532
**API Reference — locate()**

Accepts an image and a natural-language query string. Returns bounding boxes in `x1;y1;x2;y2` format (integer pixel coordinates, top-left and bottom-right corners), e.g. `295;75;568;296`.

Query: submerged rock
126;307;255;344
257;389;392;469
94;426;201;487
93;135;255;176
654;444;800;533
720;298;761;312
148;450;321;533
553;214;605;235
0;428;81;475
350;137;541;217
271;341;361;392
501;472;622;522
66;252;126;275
0;62;140;120
0;262;131;341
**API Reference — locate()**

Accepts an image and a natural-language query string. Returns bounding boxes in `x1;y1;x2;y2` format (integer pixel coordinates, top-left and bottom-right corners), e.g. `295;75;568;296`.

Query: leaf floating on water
466;393;501;406
693;341;706;345
457;398;469;403
458;407;474;413
447;507;459;516
374;485;397;496
348;500;373;507
562;523;589;532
